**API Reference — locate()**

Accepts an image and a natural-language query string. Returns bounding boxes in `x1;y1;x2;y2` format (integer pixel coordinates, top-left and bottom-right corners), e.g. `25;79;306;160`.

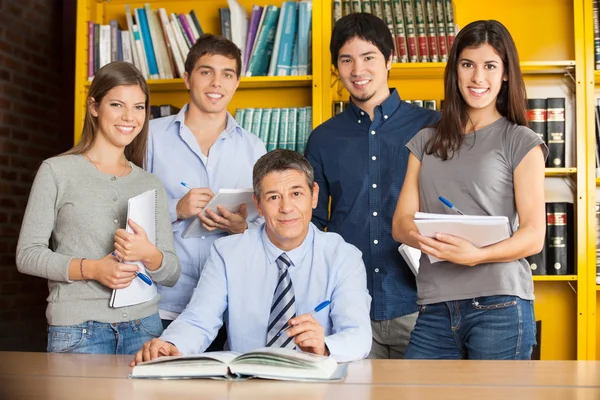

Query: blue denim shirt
305;89;440;320
161;223;373;362
147;104;266;314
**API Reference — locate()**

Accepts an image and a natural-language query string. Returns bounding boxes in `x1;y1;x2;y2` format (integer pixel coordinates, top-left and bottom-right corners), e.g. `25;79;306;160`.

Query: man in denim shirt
305;13;440;359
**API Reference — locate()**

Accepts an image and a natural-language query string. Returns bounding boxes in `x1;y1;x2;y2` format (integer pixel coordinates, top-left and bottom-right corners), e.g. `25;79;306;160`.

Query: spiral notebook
110;189;159;308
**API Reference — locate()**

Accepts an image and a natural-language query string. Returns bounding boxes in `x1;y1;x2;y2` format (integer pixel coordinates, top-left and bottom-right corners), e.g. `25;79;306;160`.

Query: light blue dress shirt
147;104;266;314
161;223;373;363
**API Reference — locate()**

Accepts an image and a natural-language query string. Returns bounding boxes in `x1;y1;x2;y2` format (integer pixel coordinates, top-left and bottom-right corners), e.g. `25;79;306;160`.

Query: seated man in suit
133;149;372;364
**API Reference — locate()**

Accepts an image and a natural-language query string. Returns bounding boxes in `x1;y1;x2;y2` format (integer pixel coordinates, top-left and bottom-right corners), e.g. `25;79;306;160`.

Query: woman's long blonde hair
64;61;150;168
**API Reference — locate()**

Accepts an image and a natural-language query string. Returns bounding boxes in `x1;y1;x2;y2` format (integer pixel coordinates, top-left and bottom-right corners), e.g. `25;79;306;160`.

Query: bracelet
80;258;87;280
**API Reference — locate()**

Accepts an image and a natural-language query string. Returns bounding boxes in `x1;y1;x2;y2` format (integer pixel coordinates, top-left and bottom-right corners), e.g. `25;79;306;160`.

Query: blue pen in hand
180;181;192;190
439;196;465;215
112;252;152;286
277;300;331;336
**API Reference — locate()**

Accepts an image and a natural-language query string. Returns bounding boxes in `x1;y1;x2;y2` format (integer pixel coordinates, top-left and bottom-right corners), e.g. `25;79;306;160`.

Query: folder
414;212;511;264
110;189;158;308
182;188;259;238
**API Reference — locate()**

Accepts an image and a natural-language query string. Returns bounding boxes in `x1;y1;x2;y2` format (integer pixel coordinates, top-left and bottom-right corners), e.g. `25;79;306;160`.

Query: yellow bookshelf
74;0;598;360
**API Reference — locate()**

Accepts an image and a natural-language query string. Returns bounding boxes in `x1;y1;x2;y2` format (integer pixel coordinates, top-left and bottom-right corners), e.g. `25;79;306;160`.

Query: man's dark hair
330;13;394;67
253;149;315;200
185;33;242;78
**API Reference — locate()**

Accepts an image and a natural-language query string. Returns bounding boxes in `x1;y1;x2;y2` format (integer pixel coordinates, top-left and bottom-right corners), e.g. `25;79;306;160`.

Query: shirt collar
261;223;315;268
168;103;243;140
345;88;402;122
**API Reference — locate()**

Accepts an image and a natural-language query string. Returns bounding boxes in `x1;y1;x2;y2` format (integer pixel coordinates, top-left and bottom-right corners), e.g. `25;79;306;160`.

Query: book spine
423;99;436;110
546;203;572;275
178;13;196;46
242;108;254;132
88;21;94;79
189;10;204;36
546;97;566;168
443;0;455;50
99;25;111;69
287;108;298;150
297;1;312;76
121;31;132;64
594;0;600;69
145;5;169;79
259;108;272;144
219;8;232;41
296;107;307;152
381;0;400;63
526;98;548;145
333;0;343;23
276;2;299;76
248;6;281;77
278;108;290;150
158;8;185;78
117;28;123;61
246;6;265;75
234;108;245;124
170;14;190;61
433;0;448;62
424;0;438;62
185;14;200;42
342;0;352;16
110;20;119;62
401;0;418;62
124;4;143;76
267;108;281;152
372;0;384;20
333;101;345;115
251;108;263;137
136;8;160;79
390;0;408;63
361;0;372;13
413;0;428;62
94;24;100;73
132;25;150;78
351;0;362;13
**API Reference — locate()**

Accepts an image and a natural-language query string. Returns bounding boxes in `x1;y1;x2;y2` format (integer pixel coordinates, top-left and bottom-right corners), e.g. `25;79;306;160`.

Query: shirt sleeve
323;245;372;362
505;125;549;171
160;243;228;355
146;183;181;287
16;162;72;282
305;132;329;231
406;128;432;162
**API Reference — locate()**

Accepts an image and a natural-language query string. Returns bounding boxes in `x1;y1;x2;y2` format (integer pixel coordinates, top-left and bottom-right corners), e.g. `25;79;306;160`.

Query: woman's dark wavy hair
427;20;527;160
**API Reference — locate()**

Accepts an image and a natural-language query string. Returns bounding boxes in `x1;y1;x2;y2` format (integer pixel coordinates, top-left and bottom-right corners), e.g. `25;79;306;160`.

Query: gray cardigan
16;155;181;325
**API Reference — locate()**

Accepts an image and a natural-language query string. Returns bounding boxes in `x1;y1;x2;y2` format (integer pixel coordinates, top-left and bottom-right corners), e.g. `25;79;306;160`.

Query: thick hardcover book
401;0;418;62
381;0;401;63
131;348;346;381
546;97;566;168
433;0;448;61
361;0;372;13
333;0;343;23
546;202;574;275
342;0;352;16
526;98;547;145
413;0;429;62
390;0;409;62
443;0;455;50
245;5;264;74
424;0;439;62
267;108;281;152
372;0;384;21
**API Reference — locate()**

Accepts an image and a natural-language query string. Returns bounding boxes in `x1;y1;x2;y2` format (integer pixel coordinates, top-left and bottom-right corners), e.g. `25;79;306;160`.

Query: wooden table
1;352;599;399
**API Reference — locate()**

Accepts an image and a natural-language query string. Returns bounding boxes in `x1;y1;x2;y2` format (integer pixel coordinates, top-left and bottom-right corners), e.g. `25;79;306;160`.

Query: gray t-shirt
16;154;181;325
406;117;548;304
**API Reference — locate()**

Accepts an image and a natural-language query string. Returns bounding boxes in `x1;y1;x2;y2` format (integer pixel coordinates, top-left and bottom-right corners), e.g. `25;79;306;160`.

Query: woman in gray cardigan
16;62;181;354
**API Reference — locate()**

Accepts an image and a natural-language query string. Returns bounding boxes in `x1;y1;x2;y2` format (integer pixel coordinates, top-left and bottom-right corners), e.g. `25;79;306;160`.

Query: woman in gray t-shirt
16;62;181;354
392;20;547;360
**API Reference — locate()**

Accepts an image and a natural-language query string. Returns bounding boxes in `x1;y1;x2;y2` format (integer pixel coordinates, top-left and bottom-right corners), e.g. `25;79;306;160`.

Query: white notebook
182;188;259;238
110;189;158;308
398;244;421;275
414;212;511;264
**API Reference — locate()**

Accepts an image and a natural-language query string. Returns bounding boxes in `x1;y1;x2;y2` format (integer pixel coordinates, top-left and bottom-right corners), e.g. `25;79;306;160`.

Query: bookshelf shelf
544;168;577;177
533;275;578;282
84;76;314;92
379;61;577;80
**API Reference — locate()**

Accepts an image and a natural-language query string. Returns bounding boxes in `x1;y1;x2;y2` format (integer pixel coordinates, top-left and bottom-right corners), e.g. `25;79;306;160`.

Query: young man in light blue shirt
146;34;266;343
134;150;372;363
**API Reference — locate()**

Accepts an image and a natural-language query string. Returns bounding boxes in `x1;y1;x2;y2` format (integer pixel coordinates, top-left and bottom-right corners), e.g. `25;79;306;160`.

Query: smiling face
336;36;392;108
457;43;506;118
184;53;240;116
89;84;146;149
253;169;319;252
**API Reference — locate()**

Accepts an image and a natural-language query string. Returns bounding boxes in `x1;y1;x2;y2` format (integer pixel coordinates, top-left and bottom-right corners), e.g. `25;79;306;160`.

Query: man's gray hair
253;149;315;199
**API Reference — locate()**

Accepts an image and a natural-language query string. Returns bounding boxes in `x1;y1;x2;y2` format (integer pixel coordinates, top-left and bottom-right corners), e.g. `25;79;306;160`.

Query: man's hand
200;204;249;234
285;314;328;356
176;188;214;220
131;338;182;366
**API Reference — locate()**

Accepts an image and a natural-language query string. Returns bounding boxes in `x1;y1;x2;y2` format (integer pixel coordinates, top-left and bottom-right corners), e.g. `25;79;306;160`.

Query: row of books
87;5;206;80
234;107;312;153
333;0;457;63
227;1;313;77
149;104;180;120
333;99;437;115
526;203;575;276
526;98;566;168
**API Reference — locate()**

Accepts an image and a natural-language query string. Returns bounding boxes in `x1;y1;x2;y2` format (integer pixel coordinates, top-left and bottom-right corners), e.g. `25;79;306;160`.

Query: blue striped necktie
266;253;296;349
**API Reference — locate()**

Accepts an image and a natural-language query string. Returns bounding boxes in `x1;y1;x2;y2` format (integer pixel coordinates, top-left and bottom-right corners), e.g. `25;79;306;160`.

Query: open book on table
414;212;511;264
182;188;259;238
130;347;347;381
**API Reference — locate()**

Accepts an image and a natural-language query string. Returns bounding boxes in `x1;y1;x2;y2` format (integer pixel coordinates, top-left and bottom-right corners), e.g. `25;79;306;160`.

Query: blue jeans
405;295;536;360
47;313;163;355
